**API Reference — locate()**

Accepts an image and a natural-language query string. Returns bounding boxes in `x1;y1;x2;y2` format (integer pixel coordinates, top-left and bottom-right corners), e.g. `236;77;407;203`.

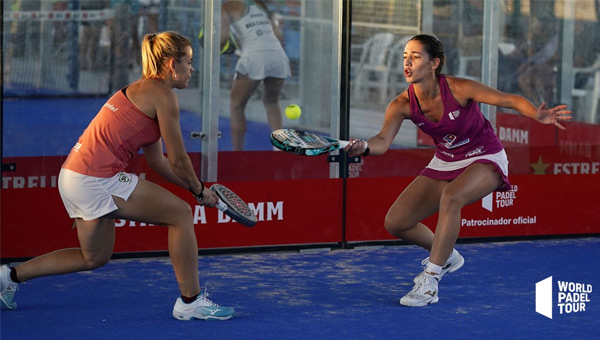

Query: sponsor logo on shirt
465;146;485;157
245;20;270;29
448;110;460;120
442;135;470;149
439;150;454;158
443;134;456;145
104;103;119;112
118;172;132;184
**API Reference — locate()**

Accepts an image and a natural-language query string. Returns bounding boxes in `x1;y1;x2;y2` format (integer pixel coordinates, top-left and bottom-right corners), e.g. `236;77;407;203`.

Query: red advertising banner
2;138;599;259
345;173;600;243
495;111;556;147
345;140;600;242
418;111;600;149
1;155;344;258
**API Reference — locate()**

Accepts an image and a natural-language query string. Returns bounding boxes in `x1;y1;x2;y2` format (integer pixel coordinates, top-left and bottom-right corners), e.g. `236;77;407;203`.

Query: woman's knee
82;252;111;270
439;188;464;212
262;91;280;105
230;98;248;114
384;213;413;235
169;199;194;225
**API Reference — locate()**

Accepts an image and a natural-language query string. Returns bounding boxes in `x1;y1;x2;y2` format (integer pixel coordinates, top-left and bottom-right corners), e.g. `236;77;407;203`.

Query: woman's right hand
344;138;368;156
194;188;219;208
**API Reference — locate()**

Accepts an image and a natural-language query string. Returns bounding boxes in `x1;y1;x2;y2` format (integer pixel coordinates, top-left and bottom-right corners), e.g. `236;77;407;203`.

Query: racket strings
219;188;253;216
274;130;332;148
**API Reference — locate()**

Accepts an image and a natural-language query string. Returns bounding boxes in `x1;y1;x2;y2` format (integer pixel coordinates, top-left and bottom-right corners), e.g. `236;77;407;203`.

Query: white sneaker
400;272;439;307
419;249;464;281
0;265;18;310
172;289;235;321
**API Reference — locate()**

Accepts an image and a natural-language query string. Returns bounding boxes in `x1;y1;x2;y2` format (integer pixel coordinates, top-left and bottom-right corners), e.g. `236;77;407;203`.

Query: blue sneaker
172;289;235;321
0;265;18;310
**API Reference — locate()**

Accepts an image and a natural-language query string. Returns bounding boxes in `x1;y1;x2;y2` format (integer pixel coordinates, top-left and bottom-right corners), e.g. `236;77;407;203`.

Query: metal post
329;0;343;179
481;0;500;127
558;0;575;108
68;0;80;91
337;0;352;180
201;0;221;182
421;0;434;34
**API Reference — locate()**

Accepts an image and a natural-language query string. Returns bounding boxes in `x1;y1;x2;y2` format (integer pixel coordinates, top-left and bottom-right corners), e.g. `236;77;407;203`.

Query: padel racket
210;184;257;227
271;129;365;156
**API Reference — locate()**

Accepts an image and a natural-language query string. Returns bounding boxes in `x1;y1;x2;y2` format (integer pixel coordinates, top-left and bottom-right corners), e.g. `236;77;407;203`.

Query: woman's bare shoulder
223;1;247;19
388;90;411;118
126;79;175;117
131;78;172;99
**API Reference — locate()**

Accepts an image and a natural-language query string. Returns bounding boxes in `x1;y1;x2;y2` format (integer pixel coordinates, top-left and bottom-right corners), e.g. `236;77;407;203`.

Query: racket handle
215;200;228;212
339;140;350;148
339;140;368;150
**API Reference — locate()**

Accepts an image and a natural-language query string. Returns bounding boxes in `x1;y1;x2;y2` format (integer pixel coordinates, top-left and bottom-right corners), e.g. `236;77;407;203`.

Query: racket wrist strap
190;181;205;201
362;146;370;157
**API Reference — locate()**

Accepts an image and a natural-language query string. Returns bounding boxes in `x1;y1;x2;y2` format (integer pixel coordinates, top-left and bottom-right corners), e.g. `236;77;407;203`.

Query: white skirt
235;49;291;80
426;149;509;177
58;168;138;221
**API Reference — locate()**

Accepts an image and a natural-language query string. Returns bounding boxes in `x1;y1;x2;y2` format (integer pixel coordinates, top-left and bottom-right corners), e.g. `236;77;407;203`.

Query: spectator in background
97;19;112;69
516;17;559;105
110;0;140;91
139;0;160;34
431;0;459;74
497;17;528;95
573;19;600;87
79;0;109;70
221;0;291;151
52;0;70;57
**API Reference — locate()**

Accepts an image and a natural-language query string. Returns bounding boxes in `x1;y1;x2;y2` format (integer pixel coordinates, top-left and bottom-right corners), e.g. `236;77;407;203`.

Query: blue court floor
3;96;274;157
2;237;598;339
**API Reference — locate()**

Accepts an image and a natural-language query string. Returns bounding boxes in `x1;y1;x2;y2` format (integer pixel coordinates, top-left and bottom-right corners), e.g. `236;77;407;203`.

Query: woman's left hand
536;102;572;130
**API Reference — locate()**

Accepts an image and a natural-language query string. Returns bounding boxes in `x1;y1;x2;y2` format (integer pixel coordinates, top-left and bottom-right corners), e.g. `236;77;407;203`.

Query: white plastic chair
352;32;395;104
572;54;600;124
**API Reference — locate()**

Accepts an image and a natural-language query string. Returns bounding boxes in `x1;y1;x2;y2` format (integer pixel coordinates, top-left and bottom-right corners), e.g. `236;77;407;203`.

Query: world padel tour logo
482;185;518;212
535;276;593;319
462;184;537;228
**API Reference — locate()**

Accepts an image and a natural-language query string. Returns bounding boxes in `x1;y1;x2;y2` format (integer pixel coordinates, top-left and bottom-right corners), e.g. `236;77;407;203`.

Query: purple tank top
408;75;503;162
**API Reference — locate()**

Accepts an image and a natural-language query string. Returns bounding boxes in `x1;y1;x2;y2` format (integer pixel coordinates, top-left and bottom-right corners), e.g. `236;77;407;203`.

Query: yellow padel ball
285;104;301;120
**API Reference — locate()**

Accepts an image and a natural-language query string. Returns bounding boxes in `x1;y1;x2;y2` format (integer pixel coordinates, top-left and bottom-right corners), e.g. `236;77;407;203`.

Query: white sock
424;263;442;280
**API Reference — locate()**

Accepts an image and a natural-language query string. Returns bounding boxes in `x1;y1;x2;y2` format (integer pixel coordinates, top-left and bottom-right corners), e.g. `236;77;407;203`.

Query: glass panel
215;0;342;181
349;0;420;150
498;0;559;107
347;0;598;180
495;0;600;182
496;0;599;126
1;1;208;179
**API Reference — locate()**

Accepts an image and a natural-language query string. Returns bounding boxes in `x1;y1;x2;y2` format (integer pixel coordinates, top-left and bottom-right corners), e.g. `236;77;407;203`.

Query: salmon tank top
62;84;161;177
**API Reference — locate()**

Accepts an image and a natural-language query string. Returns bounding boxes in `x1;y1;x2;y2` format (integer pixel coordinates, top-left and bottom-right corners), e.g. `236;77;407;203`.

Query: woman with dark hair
1;32;234;321
345;34;571;307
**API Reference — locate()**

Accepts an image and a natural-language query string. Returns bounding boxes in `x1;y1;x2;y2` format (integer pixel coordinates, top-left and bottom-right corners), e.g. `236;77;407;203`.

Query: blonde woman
0;32;234;321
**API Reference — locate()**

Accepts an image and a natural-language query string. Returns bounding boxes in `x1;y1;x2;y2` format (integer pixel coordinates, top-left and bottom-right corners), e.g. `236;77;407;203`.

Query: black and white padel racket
270;129;365;156
210;184;257;227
